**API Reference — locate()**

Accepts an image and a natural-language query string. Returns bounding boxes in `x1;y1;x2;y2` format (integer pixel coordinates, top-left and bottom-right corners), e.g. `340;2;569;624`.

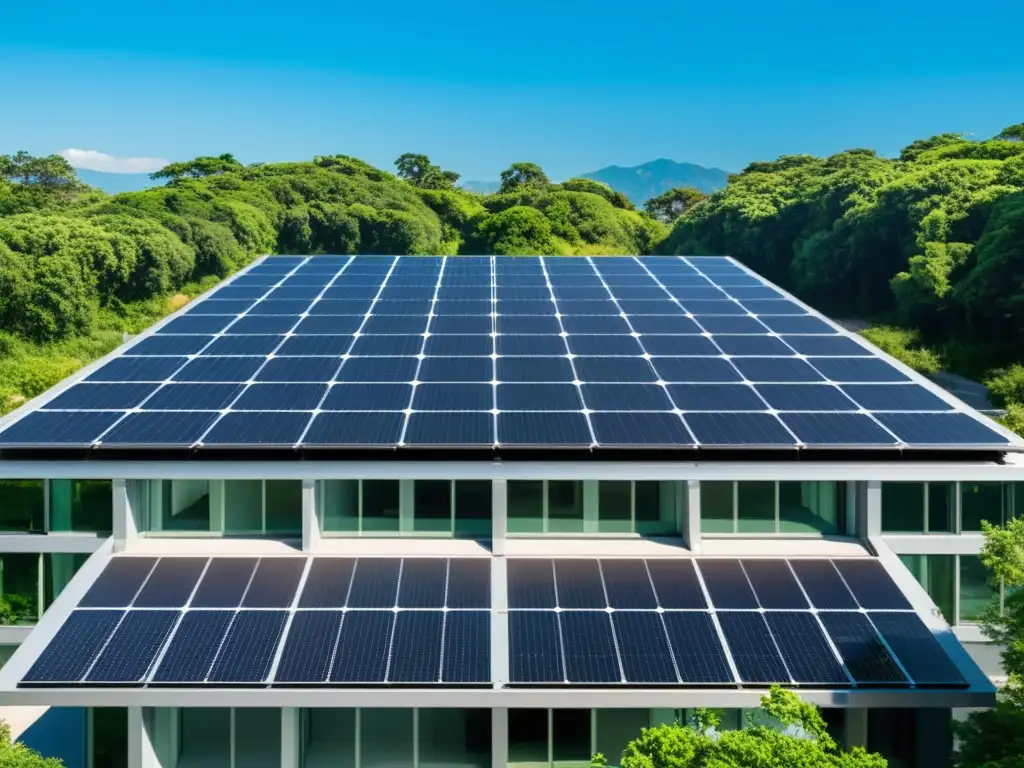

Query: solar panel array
21;555;969;690
20;556;491;688
506;557;967;688
0;255;1013;451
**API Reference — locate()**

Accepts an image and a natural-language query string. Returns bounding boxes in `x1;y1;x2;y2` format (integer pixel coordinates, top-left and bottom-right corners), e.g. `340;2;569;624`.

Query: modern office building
0;255;1020;768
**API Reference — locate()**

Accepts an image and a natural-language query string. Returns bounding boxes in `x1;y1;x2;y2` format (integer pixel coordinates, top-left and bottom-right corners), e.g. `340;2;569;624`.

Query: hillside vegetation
1;128;1023;434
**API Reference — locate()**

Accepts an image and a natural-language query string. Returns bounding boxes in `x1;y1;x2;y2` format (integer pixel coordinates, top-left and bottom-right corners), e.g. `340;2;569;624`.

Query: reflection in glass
701;481;734;533
361;708;413;768
881;482;925;532
265;480;302;533
927;482;955;533
49;479;113;533
454;481;491;538
508;481;544;533
419;709;491;768
548;481;584;533
0;480;44;533
961;482;1003;531
737;481;775;533
959;555;996;623
415;480;452;533
900;554;955;622
779;482;842;534
303;708;355;768
598;481;632;533
321;480;359;532
361;480;400;532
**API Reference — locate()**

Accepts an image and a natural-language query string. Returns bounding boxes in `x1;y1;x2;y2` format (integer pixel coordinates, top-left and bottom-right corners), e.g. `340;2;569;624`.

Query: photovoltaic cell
22;610;123;685
330;611;395;683
832;560;912;610
819;612;906;685
207;610;289;683
789;560;858;610
698;560;759;609
660;612;734;684
561;611;621;683
764;612;848;685
647;559;707;609
80;558;156;608
868;612;967;687
242;558;306;608
389;611;444;683
741;560;808;609
612;612;678;683
347;558;401;608
298;558;355;608
508;559;556;609
190;558;258;608
509;611;564;684
86;610;179;683
600;560;658;609
397;559;448;608
132;558;208;608
717;612;790;684
151;610;234;683
442;611;490;683
446;559;491;609
273;611;343;683
554;560;607;609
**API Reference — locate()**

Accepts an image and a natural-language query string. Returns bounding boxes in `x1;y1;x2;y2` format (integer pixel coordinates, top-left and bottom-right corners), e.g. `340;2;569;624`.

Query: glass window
0;553;39;624
508;481;544;533
509;709;548;766
701;481;734;533
961;482;1003;531
0;645;17;670
596;710;649;768
159;480;211;531
49;479;113;533
881;483;925;532
321;480;359;532
927;482;955;533
234;708;280;768
265;480;302;534
737;481;775;533
91;708;128;768
179;708;230;765
361;708;413;768
304;709;355;767
0;480;44;533
959;555;996;623
454;481;491;538
415;480;452;533
552;709;590;766
419;709;491;768
361;480;400;532
598;481;632;533
548;481;584;533
43;553;88;612
900;554;954;622
224;480;263;534
636;481;680;536
779;482;842;534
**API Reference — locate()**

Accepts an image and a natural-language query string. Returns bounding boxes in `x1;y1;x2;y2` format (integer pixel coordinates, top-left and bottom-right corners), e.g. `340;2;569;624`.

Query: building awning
0;549;996;709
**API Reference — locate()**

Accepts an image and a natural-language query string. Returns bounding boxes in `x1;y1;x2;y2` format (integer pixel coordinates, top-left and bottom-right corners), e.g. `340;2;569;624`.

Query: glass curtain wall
302;708;489;768
509;481;680;535
0;479;113;534
144;480;302;536
319;480;491;537
0;552;88;624
701;481;845;535
900;553;1001;625
881;481;1020;533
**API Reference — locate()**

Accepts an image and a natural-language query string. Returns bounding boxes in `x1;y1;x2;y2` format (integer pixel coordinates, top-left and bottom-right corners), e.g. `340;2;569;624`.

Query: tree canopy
499;162;551;194
593;688;886;768
394;153;460;190
953;516;1024;768
150;153;242;181
0;721;64;767
644;186;708;223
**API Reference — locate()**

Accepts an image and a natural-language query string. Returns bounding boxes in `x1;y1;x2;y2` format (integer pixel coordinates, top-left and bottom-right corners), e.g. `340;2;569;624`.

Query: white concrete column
843;708;868;750
153;708;178;768
492;479;507;556
282;708;301;768
491;708;508;768
583;481;600;533
113;479;135;552
400;480;416;533
491;556;509;687
127;707;159;768
864;481;882;539
302;479;320;552
685;480;701;554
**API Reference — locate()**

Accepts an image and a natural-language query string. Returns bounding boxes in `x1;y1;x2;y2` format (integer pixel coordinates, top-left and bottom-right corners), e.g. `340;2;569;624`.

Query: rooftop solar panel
0;255;1016;454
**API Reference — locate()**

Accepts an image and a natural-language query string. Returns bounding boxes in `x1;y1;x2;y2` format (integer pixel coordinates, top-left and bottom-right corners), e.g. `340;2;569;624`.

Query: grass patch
859;325;943;375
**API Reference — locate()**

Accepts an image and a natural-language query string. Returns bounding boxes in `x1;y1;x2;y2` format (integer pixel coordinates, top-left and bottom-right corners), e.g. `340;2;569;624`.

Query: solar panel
868;612;967;687
764;612;848;685
561;611;622;683
10;257;1008;453
612;612;678;683
698;560;759;609
22;610;123;685
832;560;913;610
132;558;208;608
86;610;179;684
716;612;791;684
273;611;343;683
78;558;156;608
389;611;444;683
818;612;907;685
152;610;234;684
190;558;258;608
660;612;734;683
509;611;564;683
330;611;394;683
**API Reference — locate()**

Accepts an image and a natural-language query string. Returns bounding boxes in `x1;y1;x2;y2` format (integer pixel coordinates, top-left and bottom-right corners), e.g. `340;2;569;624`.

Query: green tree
0;721;64;766
394;153;460;190
150;153;242;181
560;178;634;210
473;206;556;254
601;689;885;768
644;187;708;224
0;152;83;198
953;516;1024;767
997;123;1024;142
498;162;550;194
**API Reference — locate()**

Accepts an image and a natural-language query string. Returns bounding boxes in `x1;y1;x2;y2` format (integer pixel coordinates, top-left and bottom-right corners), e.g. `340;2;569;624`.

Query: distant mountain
582;159;729;204
76;169;165;194
459;180;500;195
460;160;729;203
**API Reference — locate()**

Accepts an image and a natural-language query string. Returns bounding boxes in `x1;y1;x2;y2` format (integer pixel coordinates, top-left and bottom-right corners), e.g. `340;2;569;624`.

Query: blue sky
2;0;1022;180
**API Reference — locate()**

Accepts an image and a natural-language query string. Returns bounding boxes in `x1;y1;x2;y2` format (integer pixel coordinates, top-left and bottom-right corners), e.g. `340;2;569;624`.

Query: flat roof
0;255;1019;463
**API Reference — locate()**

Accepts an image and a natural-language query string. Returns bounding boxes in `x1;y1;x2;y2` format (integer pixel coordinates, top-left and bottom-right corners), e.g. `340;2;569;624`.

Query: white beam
127;707;158;768
302;479;319;552
686;480;701;554
492;479;507;556
112;479;134;552
2;458;1023;482
281;708;300;768
491;707;508;768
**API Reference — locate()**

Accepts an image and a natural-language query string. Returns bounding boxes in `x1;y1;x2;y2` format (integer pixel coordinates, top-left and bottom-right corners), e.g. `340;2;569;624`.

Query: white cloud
58;148;169;175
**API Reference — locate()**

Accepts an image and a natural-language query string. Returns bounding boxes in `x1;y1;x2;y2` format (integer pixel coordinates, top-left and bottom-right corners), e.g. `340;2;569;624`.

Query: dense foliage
953;516;1024;768
590;688;886;768
0;721;64;767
